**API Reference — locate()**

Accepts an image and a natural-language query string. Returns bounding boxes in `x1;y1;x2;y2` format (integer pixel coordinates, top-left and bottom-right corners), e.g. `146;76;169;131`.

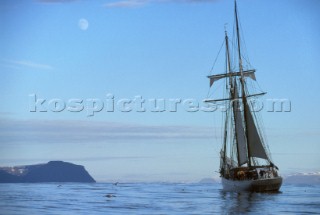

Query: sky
1;0;320;182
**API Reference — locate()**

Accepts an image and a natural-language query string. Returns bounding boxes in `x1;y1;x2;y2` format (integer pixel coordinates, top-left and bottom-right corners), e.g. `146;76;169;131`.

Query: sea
0;183;319;214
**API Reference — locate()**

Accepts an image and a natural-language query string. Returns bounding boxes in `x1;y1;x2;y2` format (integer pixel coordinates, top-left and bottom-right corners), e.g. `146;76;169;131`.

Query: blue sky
1;0;320;182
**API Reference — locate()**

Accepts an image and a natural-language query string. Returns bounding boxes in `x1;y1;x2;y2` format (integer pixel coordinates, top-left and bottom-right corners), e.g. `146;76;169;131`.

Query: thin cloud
0;156;151;165
0;118;216;144
2;59;53;70
36;0;78;3
104;0;218;8
174;0;219;2
0;112;14;116
104;0;148;8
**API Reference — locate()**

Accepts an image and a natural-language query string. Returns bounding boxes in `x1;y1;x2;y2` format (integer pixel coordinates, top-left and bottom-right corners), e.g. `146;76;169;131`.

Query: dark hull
222;176;282;192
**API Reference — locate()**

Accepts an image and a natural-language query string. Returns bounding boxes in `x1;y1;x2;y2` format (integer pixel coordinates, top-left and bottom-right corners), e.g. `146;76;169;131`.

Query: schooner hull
221;177;282;192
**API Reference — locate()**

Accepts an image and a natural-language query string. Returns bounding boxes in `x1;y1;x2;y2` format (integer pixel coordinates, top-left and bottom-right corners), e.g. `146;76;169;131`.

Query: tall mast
235;0;243;76
226;30;244;166
222;30;233;169
235;0;252;167
225;31;232;85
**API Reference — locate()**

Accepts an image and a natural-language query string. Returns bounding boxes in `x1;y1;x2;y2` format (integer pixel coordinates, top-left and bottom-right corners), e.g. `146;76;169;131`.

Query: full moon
78;18;89;31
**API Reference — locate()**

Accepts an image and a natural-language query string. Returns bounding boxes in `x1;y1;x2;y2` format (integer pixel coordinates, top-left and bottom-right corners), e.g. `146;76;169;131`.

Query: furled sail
233;83;248;165
220;150;235;167
204;92;266;103
208;69;256;87
245;101;269;160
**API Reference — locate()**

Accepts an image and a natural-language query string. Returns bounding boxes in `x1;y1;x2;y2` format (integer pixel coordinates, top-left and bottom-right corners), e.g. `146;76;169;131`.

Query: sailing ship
205;1;282;192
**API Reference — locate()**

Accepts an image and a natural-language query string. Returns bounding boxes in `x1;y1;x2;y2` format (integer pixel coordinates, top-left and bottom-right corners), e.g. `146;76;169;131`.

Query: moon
78;18;89;31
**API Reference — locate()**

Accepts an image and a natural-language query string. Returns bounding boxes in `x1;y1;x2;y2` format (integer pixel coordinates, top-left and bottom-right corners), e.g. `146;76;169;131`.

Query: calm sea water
0;183;319;214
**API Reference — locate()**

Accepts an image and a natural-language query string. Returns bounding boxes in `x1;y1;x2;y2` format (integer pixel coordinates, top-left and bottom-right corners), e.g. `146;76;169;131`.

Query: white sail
245;102;269;160
233;84;248;165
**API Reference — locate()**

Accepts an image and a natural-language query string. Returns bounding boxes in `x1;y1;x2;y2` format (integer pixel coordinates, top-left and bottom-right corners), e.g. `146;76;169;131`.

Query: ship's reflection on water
219;189;282;214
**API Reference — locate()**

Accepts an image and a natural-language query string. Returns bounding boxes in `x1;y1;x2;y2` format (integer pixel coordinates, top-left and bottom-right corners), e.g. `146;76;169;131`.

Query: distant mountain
0;161;95;183
284;172;320;185
199;178;218;184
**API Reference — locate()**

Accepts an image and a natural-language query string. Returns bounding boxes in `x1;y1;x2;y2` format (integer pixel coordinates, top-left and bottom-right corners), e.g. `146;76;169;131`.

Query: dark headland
0;161;95;183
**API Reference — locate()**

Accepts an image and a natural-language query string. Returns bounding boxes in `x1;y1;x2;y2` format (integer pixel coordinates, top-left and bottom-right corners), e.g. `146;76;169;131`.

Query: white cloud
36;0;78;3
0;118;216;144
1;59;53;70
104;0;149;8
104;0;218;8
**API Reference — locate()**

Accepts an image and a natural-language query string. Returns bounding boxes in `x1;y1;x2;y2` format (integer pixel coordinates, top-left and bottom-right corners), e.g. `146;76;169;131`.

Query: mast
235;0;243;76
235;0;252;167
225;30;247;167
222;30;233;170
225;31;232;85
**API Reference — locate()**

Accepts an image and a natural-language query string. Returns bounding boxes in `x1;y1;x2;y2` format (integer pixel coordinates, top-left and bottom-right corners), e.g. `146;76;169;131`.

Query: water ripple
0;183;319;214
